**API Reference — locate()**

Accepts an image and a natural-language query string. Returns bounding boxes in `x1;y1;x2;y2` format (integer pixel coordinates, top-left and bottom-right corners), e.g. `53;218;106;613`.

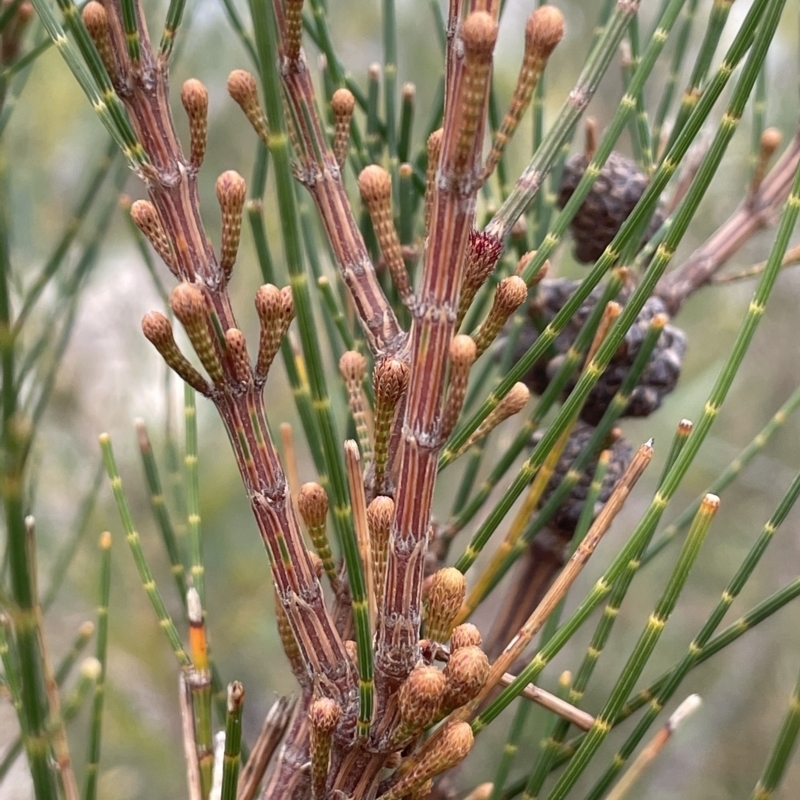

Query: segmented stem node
460;382;530;454
340;351;373;460
424;129;443;235
483;5;564;179
181;79;209;169
454;13;498;176
297;482;339;593
309;697;340;800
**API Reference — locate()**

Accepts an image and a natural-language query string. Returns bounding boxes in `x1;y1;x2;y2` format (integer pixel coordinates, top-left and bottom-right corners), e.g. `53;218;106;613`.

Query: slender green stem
136;420;187;603
0;621;94;781
585;464;800;800
99;433;191;668
41;462;104;611
0;136;57;799
83;532;111;800
160;0;188;59
221;682;245;800
184;385;205;607
662;0;734;159
644;384;800;565
652;0;700;149
750;668;800;799
544;495;717;799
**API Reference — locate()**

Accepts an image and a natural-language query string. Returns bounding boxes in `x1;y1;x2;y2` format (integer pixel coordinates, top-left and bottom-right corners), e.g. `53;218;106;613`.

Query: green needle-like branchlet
663;0;735;158
99;433;191;668
652;0;700;148
160;0;188;60
585;465;800;800
545;494;718;800
644;385;800;565
0;619;95;779
221;682;245;800
83;532;111;800
750;664;800;800
136;420;187;603
184;385;205;608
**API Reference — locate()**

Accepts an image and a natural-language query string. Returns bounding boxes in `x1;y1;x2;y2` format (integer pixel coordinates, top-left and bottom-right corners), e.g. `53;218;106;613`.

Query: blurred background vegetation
2;1;800;798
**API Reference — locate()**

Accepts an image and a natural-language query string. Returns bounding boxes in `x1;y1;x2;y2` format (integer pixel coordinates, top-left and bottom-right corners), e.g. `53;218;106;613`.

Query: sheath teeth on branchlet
530;420;632;536
557;151;665;264
513;278;687;424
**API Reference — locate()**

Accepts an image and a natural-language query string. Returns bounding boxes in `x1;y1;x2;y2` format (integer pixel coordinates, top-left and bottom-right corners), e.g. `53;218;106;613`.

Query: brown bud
359;166;411;305
458;231;503;326
298;483;339;592
274;591;304;679
216;170;247;280
227;69;269;144
441;336;477;439
373;357;410;407
170;283;224;384
442;645;490;711
373;357;410;494
309;696;340;733
255;284;295;381
82;2;118;84
141;311;211;395
450;623;482;651
460;382;530;456
339;350;366;384
331;88;355;169
424;129;443;235
284;0;304;62
181;79;209;169
461;11;497;62
472;276;528;356
425;568;467;642
526;5;565;60
383;721;474;800
397;664;446;732
751;127;783;196
224;328;252;386
367;495;394;605
344;639;358;667
130;200;175;274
